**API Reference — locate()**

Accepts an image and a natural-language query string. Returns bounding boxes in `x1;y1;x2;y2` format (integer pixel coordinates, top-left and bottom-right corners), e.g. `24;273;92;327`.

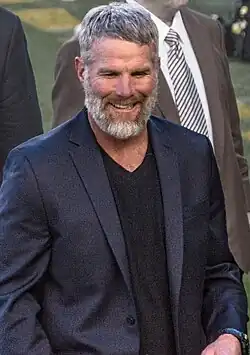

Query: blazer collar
149;119;183;350
68;110;133;295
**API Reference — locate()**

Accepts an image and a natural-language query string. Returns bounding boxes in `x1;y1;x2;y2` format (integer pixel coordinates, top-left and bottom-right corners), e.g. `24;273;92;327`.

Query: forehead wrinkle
89;41;155;74
91;38;153;59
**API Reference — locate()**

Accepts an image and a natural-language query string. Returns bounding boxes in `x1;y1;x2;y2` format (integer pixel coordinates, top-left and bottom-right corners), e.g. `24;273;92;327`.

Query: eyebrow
97;68;120;75
131;68;151;75
97;67;152;75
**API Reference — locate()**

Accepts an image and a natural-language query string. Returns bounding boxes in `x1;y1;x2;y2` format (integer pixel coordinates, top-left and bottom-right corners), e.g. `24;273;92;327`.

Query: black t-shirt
101;142;176;355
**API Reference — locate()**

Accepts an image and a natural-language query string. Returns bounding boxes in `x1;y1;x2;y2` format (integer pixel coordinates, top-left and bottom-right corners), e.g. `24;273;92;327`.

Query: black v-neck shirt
101;141;176;355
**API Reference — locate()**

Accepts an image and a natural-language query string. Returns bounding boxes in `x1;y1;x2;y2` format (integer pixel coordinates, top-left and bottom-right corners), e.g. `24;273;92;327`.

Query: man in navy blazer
0;3;248;355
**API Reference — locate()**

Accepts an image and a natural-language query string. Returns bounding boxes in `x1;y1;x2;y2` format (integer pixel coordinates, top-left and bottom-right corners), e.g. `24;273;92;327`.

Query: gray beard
83;75;158;140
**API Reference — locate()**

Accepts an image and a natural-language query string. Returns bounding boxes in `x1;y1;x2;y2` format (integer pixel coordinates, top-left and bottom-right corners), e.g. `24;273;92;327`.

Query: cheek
135;77;157;96
91;78;114;98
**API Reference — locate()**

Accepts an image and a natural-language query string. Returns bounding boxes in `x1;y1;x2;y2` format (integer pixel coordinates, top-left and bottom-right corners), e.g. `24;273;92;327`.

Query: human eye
99;71;119;78
132;70;150;77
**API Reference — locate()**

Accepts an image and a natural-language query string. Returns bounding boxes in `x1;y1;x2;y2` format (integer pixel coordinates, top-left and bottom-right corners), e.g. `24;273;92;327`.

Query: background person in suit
232;1;250;60
0;7;43;184
0;4;248;354
51;0;250;272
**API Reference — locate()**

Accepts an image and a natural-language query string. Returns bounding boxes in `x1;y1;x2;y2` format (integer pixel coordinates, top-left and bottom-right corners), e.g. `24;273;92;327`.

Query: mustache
103;96;145;106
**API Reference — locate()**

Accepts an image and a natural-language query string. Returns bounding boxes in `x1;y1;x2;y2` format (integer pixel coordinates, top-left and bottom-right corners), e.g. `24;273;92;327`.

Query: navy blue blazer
0;110;247;355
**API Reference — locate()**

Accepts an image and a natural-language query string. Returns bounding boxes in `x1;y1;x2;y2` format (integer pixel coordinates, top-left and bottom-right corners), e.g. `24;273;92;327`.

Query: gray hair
78;2;159;65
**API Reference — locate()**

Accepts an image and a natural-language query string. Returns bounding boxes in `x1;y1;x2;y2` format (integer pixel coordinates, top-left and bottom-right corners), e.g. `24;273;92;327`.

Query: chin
104;121;146;140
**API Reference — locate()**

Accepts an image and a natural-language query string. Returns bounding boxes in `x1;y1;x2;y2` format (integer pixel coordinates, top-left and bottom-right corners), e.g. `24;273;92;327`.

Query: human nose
115;75;134;97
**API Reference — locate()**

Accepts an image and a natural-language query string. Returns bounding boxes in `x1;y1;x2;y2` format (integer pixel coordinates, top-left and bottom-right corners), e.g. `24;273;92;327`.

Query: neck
136;1;187;23
158;7;179;23
89;117;149;172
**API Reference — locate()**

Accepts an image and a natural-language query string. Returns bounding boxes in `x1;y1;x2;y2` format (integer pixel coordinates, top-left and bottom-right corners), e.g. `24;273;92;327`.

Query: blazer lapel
67;110;132;293
181;8;225;161
149;120;183;350
156;70;181;124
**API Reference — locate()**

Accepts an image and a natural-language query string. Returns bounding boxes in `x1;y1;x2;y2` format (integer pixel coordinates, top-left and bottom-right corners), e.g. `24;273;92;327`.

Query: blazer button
126;315;136;326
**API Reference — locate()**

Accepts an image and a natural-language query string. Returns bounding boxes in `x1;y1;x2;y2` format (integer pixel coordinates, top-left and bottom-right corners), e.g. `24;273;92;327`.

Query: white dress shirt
127;0;214;145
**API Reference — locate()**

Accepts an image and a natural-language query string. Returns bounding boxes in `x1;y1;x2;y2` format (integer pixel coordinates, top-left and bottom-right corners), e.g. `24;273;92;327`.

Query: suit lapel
68;110;132;293
156;70;181;124
149;120;183;347
181;8;225;161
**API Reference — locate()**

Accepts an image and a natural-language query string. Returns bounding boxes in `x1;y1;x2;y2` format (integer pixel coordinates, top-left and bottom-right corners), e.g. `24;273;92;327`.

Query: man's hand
201;334;241;355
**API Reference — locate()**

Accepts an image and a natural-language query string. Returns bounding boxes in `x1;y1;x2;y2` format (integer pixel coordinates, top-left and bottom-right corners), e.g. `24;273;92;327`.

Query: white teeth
112;104;134;109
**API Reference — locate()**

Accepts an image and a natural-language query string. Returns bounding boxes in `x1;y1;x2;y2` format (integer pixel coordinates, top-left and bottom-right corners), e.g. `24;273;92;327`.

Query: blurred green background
1;0;250;328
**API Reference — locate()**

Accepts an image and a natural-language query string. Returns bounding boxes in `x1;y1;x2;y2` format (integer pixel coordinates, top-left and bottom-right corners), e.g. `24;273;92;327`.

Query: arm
0;149;52;354
51;37;84;128
202;141;248;345
216;21;250;211
0;17;43;182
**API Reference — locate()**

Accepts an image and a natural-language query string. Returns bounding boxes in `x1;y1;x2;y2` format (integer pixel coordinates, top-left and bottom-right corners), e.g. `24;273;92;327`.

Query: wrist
217;328;249;355
217;333;241;347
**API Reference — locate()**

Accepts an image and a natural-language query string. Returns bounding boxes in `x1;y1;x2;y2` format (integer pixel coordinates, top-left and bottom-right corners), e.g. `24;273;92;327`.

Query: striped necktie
165;28;208;136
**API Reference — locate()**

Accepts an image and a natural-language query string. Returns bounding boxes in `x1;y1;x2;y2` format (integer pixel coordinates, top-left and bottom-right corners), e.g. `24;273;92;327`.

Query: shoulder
181;7;223;50
56;36;80;61
0;7;25;59
7;115;76;165
0;8;26;83
182;7;222;37
2;113;85;189
185;7;219;28
150;115;212;157
0;7;21;33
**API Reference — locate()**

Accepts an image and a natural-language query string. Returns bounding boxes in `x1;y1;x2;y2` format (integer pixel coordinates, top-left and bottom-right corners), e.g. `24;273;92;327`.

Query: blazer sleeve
202;140;248;341
51;37;84;128
216;21;250;211
0;149;52;354
0;17;43;183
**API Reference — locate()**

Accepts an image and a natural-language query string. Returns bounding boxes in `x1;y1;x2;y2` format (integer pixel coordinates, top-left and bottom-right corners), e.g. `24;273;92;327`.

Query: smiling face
76;38;159;140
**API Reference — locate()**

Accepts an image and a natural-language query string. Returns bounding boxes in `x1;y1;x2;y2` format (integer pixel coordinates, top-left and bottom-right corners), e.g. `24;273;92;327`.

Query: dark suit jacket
0;7;43;183
51;6;250;272
0;111;247;355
